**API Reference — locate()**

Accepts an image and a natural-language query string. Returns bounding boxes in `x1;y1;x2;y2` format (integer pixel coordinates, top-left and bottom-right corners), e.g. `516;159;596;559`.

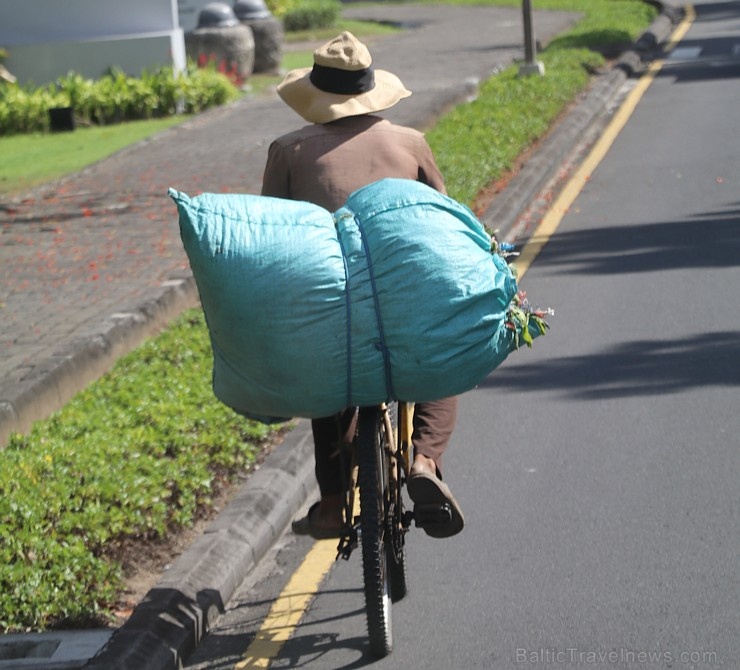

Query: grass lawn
0;0;658;633
0;117;187;194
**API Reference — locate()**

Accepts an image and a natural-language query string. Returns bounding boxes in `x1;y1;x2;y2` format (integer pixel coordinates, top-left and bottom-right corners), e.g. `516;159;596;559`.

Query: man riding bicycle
260;32;464;539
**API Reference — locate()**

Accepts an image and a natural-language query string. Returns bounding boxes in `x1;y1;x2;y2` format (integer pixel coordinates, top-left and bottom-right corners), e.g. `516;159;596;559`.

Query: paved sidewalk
0;3;682;669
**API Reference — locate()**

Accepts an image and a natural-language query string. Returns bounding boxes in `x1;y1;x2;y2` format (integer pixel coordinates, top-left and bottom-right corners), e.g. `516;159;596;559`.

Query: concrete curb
85;420;315;670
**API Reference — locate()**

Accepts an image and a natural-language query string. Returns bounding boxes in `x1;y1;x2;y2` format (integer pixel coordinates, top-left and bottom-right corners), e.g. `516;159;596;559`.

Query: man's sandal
407;471;465;538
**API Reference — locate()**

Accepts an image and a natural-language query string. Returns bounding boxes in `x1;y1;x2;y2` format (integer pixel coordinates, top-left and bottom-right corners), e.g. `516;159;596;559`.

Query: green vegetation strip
1;311;277;631
431;46;605;206
0;0;656;633
427;0;656;204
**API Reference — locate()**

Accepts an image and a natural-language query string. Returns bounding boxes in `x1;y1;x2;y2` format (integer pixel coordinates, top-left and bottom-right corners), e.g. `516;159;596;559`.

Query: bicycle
334;401;455;658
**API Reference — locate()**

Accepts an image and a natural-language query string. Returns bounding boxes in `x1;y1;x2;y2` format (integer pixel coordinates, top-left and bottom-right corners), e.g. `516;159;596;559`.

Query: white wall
6;33;186;86
0;0;186;85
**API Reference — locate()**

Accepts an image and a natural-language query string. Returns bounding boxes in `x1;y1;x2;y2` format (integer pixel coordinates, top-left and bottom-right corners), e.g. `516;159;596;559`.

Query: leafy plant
283;0;341;32
266;0;303;19
0;309;280;632
0;64;239;136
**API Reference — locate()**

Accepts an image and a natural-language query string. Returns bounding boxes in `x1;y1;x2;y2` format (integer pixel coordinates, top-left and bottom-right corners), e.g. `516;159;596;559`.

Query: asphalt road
185;2;739;668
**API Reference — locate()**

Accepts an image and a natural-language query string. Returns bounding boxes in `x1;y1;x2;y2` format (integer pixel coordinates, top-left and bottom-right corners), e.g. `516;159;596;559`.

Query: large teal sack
169;178;542;423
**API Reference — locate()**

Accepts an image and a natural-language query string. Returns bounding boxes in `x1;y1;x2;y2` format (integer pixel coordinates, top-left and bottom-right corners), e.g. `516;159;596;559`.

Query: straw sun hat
276;31;411;124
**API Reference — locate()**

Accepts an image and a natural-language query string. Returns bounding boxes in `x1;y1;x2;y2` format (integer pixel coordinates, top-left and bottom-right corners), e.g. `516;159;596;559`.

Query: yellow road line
234;538;338;669
231;8;700;668
513;4;696;280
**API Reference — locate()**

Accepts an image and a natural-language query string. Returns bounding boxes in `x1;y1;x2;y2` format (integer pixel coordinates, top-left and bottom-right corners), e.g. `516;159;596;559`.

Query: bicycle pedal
336;529;358;561
413;502;453;528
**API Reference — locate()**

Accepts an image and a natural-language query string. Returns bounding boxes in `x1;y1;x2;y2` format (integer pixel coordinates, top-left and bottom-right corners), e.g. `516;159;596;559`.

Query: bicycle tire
385;405;408;603
357;406;393;657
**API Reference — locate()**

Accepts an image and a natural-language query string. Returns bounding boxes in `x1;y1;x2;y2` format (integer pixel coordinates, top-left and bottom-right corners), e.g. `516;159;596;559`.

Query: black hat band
309;63;376;95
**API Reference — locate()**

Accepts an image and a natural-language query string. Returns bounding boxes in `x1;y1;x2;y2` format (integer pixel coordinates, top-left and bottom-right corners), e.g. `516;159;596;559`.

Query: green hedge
0;64;239;137
282;0;341;31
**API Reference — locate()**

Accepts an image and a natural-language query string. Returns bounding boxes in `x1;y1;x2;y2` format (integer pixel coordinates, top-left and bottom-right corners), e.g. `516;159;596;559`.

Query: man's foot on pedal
408;456;464;538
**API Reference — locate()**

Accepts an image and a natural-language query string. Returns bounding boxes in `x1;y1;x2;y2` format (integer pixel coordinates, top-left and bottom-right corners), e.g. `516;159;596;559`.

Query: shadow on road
483;330;740;399
494;202;740;399
656;1;740;81
529;205;740;276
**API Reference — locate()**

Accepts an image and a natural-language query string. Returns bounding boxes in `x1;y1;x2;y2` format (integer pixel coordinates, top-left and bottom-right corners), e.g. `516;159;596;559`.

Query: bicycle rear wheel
357;406;393;657
385;404;407;604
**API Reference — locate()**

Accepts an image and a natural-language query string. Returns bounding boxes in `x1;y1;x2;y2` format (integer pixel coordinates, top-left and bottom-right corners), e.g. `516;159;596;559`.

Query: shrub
282;0;340;31
265;0;302;20
0;63;240;136
0;83;62;135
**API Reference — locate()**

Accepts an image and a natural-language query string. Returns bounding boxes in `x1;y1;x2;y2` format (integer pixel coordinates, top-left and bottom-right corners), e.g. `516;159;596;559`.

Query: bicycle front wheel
357;406;393;658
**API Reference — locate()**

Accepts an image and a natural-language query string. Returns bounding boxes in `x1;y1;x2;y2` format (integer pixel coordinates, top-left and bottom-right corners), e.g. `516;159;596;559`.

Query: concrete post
519;0;545;77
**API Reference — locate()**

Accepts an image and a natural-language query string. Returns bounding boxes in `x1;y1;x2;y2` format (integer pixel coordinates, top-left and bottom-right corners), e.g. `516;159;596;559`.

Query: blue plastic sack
170;178;537;423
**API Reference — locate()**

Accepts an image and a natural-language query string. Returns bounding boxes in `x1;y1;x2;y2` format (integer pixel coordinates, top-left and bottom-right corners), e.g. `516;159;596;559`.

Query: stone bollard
233;0;284;74
185;2;255;85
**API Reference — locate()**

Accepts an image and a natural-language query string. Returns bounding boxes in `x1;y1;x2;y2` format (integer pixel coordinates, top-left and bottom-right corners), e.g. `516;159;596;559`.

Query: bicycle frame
336;402;413;561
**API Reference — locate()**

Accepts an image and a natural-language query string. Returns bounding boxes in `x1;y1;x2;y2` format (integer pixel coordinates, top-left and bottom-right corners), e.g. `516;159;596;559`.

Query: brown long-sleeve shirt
260;114;446;209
